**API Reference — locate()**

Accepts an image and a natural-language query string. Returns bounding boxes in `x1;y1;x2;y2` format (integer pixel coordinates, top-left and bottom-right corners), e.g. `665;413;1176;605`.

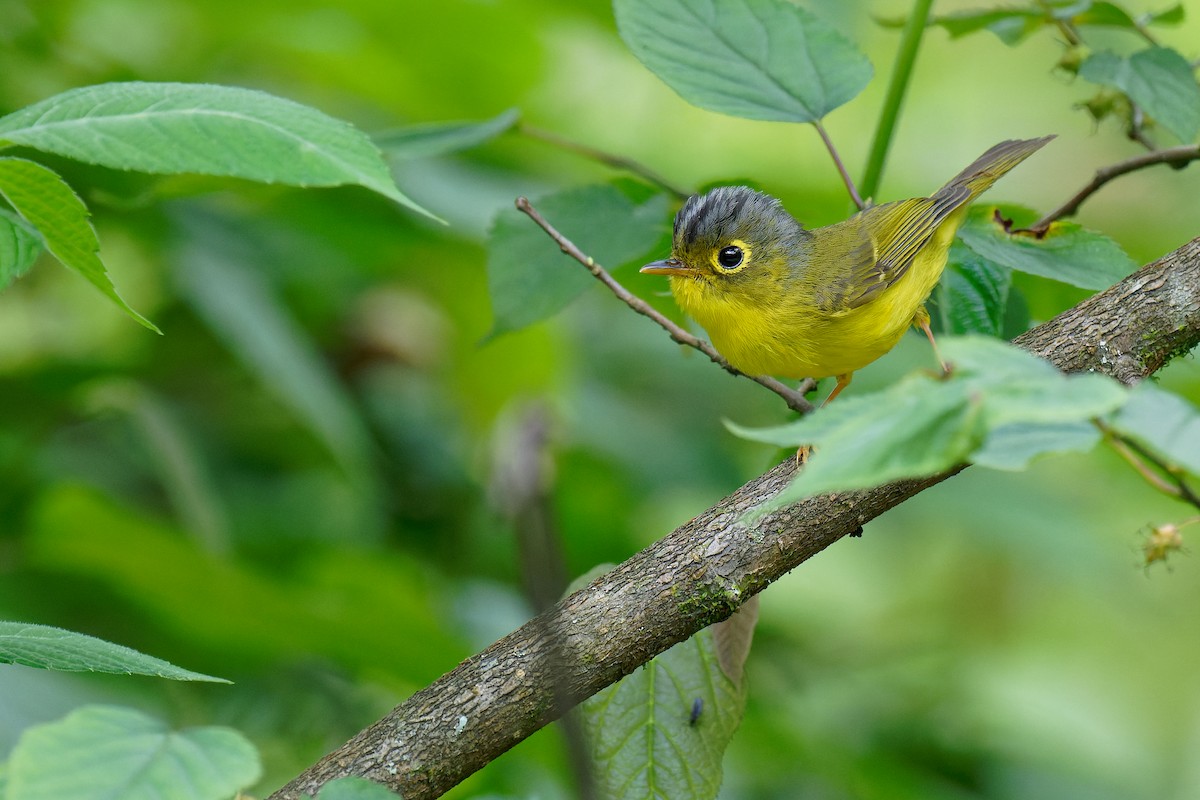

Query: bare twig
813;120;865;210
1096;419;1200;512
519;124;691;200
1127;104;1159;151
1026;144;1200;233
514;196;816;414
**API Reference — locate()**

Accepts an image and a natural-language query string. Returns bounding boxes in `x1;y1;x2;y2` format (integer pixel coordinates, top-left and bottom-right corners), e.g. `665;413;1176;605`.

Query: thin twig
1025;144;1200;233
519;124;691;200
1096;419;1200;512
1127;104;1158;151
813;120;865;210
515;197;816;414
1035;0;1083;46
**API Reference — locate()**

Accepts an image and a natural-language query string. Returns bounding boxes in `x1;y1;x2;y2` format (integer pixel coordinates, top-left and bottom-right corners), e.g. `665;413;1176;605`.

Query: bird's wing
821;185;970;312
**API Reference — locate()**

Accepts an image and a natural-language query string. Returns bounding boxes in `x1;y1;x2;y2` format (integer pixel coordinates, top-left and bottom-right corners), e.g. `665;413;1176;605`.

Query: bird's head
641;187;808;296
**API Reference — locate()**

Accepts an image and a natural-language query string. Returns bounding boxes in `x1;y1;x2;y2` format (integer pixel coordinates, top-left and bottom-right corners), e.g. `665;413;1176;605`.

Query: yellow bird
642;136;1053;404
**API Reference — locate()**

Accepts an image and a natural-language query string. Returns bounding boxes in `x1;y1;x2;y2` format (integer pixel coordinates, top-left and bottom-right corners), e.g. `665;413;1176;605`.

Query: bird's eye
717;245;743;269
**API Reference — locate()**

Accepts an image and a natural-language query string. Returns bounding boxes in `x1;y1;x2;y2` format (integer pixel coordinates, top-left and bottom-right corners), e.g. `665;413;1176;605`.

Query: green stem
859;0;935;202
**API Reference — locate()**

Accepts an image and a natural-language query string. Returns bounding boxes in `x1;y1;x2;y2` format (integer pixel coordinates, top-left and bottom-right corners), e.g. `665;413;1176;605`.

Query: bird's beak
640;258;695;276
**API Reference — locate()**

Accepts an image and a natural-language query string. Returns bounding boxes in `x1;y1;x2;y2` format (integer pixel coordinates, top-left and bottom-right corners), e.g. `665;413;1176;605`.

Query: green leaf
1000;284;1032;339
0;206;43;289
0;81;435;218
0;621;228;682
6;705;261;800
581;628;745;800
937;241;1012;336
313;776;403;800
732;376;986;505
729;337;1128;504
486;182;668;337
375;108;520;160
940;333;1062;380
973;420;1101;470
173;227;375;480
1147;4;1185;25
929;8;1047;44
614;0;872;123
0;157;157;331
1079;47;1200;142
957;204;1136;290
1073;1;1139;28
1109;381;1200;476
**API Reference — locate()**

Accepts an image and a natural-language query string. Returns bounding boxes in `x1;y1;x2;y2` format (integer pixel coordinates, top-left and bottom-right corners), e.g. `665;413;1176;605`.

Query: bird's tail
938;135;1055;201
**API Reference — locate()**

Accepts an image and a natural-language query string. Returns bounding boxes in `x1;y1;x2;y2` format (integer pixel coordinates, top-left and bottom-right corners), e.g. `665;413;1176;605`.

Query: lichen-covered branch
269;236;1200;800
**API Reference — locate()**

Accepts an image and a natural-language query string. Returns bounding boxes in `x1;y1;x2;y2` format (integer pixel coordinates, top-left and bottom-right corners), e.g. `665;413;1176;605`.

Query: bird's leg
914;308;951;375
822;373;853;406
795;373;853;465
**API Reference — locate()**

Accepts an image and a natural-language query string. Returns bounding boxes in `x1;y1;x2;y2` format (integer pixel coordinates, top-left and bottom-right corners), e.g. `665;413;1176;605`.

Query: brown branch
1027;144;1200;233
813;120;865;210
518;124;691;200
268;236;1200;800
514;196;817;414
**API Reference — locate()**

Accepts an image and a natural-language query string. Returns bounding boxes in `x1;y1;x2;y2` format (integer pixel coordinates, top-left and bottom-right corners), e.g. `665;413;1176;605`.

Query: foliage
0;622;226;682
0;81;430;329
0;0;1198;799
4;705;260;800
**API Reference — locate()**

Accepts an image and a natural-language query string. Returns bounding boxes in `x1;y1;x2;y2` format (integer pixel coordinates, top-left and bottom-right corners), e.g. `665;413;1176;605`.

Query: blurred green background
1;1;1199;798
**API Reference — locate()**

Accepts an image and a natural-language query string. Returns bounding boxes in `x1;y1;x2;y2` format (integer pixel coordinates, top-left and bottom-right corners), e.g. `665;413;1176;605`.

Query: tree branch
1027;144;1200;233
269;236;1200;800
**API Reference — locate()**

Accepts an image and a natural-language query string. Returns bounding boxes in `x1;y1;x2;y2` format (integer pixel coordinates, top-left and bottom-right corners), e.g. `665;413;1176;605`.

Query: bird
641;136;1053;405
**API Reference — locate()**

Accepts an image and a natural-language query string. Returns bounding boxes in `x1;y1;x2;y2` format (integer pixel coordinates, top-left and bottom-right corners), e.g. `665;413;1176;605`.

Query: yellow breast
670;214;960;380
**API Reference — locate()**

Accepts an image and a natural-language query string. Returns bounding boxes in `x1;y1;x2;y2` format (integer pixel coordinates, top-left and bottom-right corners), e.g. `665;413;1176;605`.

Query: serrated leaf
313;776;403;800
939;333;1062;380
6;705;261;800
0;81;434;218
0;206;43;288
930;8;1047;44
957;204;1135;290
736;377;985;506
982;374;1126;427
0;157;157;331
0;621;228;682
973;420;1101;470
937;241;1012;336
729;337;1129;504
1109;381;1200;476
375;108;520;160
582;628;744;800
1073;1;1138;28
1079;47;1200;142
486;183;668;337
614;0;871;123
